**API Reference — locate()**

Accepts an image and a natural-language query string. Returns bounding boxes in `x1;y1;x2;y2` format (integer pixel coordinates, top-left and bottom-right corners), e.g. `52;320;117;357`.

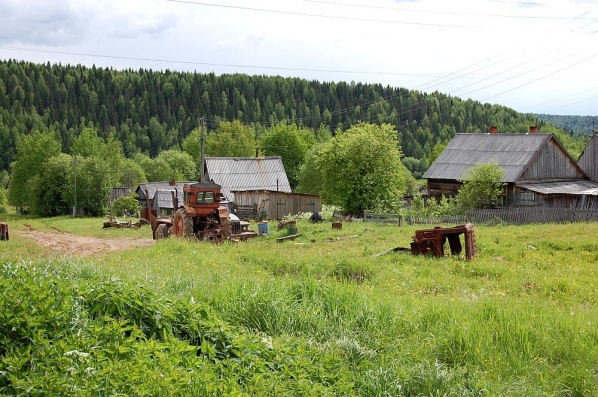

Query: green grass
1;217;598;395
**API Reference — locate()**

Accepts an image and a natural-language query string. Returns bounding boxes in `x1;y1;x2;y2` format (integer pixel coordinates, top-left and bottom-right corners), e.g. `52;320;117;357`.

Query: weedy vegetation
1;215;597;395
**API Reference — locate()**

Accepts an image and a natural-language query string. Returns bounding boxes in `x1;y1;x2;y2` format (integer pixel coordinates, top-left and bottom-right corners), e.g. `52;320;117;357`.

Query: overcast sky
1;0;598;116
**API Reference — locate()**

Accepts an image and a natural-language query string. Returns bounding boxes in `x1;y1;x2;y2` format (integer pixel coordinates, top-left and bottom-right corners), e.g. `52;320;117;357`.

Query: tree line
0;59;571;175
0;59;591;216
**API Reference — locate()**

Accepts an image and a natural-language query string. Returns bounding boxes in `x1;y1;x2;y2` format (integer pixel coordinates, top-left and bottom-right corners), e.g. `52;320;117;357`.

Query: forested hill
533;114;598;136
0;59;567;173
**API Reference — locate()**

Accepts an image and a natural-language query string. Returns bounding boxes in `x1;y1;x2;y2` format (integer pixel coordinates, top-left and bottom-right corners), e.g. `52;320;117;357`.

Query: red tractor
150;181;256;242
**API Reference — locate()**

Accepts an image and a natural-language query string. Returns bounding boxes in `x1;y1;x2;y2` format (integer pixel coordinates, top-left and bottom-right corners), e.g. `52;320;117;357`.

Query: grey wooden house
578;131;598;183
203;156;292;202
136;180;192;220
424;131;598;208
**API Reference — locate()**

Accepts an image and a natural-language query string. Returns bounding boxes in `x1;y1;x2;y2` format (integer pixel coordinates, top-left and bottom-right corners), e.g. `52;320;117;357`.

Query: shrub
110;194;140;217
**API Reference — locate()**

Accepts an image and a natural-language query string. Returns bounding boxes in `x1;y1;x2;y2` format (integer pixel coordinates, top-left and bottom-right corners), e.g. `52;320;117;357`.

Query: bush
0;187;7;214
110;194;140;217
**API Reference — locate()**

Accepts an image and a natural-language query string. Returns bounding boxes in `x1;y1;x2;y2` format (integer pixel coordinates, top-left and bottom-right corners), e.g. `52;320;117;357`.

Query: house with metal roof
424;129;598;208
136;180;192;220
578;131;598;183
203;156;291;202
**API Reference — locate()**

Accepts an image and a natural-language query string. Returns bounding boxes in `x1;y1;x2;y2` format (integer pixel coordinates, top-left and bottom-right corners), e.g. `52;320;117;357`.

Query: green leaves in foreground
0;262;355;395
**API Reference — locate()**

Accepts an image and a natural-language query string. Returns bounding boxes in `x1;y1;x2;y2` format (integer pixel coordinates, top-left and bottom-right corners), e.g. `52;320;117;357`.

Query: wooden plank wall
233;191;321;220
578;134;598;182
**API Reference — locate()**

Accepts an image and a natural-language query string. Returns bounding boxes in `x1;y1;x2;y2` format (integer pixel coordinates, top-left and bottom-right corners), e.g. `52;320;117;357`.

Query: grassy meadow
1;213;597;395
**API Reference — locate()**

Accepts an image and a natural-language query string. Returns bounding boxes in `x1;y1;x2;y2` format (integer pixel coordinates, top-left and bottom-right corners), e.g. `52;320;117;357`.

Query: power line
0;45;458;77
165;0;481;29
303;0;596;20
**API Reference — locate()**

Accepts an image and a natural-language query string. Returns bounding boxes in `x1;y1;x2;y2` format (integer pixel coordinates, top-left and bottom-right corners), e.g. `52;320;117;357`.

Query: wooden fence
364;208;598;226
363;212;403;225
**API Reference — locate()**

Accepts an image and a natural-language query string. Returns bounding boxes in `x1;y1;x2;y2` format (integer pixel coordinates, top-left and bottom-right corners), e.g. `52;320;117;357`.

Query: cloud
0;0;181;46
0;0;89;46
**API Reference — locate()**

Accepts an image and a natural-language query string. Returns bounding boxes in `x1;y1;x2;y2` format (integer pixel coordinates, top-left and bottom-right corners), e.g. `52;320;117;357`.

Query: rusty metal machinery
0;222;8;241
410;223;477;259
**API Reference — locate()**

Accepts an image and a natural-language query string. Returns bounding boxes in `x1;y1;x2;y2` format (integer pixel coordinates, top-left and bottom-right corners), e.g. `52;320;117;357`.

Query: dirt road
13;226;155;257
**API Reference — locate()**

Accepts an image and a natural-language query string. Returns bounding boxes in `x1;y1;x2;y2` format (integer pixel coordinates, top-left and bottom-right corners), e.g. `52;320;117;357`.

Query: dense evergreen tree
0;59;573;176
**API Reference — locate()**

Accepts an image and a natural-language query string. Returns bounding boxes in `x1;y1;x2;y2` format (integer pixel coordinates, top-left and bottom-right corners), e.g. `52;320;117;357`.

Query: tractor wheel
219;214;232;240
173;208;194;238
155;224;169;240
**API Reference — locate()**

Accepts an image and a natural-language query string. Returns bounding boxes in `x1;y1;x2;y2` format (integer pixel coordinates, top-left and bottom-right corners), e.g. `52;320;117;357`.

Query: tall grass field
1;214;597;395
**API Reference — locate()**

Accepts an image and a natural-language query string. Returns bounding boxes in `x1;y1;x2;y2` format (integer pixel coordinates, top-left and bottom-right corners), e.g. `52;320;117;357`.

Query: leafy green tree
295;144;325;195
206;120;256;157
428;139;449;166
8;131;61;211
71;127;103;158
156;150;197;181
70;157;113;216
0;170;9;189
134;154;170;182
32;154;73;217
260;123;315;189
457;161;505;210
0;186;7;214
182;128;203;165
119;159;147;188
314;123;410;216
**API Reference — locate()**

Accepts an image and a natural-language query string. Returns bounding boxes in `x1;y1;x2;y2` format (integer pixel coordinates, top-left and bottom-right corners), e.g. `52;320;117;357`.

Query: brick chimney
529;126;538;133
489;126;498;133
169;179;176;186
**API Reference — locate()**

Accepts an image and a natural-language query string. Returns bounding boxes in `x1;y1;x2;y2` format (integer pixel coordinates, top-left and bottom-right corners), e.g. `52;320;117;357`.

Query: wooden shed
135;181;192;220
424;131;598;208
578;131;598;183
232;190;321;220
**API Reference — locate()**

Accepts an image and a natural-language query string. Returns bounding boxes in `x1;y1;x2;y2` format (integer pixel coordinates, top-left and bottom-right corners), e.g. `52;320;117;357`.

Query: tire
173;208;194;238
155;224;169;240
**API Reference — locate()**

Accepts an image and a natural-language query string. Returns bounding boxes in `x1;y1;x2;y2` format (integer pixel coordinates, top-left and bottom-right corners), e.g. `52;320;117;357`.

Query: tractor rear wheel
155;224;169;239
173;208;194;237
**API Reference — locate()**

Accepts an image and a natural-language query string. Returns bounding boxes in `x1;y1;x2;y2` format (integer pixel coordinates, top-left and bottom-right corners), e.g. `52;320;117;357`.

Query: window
519;190;535;205
197;191;215;204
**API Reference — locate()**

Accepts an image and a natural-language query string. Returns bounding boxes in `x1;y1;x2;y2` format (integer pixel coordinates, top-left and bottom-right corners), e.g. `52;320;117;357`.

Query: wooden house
424;130;598;208
136;180;192;220
232;190;321;220
578;131;598;183
203;156;292;202
135;157;294;220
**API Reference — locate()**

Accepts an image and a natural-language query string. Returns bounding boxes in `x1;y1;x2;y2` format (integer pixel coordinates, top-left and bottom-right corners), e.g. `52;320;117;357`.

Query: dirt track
14;227;155;257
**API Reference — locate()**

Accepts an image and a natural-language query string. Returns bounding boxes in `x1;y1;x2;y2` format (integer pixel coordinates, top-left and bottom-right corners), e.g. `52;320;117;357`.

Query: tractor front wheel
173;208;194;238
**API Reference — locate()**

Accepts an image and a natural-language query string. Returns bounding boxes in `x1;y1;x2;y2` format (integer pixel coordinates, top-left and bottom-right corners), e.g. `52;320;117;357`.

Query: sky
1;0;598;116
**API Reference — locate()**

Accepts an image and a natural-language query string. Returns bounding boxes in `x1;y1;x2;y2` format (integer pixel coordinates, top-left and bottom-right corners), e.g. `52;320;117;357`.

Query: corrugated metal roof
517;180;598;196
424;133;552;182
136;181;193;200
205;157;291;201
151;189;181;210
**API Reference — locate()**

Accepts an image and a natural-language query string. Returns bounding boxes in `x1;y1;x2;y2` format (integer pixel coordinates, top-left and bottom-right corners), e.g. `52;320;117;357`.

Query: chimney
169;179;176;186
489;126;498;134
529;126;538;133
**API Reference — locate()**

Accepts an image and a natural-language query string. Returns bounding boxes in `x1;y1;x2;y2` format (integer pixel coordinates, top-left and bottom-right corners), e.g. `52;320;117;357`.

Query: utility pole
72;153;77;217
200;117;205;183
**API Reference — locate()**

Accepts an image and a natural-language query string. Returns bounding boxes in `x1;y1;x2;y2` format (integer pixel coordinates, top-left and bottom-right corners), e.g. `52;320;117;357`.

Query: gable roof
204;156;291;201
136;181;193;200
151;189;181;210
424;133;558;182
